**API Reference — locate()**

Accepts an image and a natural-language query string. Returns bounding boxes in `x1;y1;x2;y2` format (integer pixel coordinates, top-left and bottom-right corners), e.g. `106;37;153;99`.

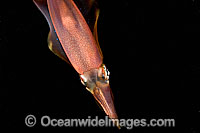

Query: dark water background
0;0;200;132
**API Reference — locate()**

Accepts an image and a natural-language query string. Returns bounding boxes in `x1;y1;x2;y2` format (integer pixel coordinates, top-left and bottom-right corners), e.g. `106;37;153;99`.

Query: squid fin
33;0;70;64
93;9;103;57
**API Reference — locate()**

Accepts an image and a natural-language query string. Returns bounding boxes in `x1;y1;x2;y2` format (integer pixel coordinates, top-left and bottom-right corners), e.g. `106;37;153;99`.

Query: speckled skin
47;0;103;74
33;1;119;125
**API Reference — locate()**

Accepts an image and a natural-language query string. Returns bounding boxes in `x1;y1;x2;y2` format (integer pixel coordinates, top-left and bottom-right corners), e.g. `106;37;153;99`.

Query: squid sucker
33;0;119;128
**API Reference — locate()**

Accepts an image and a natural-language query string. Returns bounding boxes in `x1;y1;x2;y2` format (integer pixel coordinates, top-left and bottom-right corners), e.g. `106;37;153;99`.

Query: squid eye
80;75;87;86
103;64;110;81
98;64;110;82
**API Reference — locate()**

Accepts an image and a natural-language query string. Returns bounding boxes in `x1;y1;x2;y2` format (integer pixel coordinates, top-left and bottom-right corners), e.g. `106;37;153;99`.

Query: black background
0;0;200;132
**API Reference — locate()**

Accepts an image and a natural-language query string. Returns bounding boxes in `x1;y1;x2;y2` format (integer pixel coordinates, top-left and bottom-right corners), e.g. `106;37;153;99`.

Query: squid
33;0;119;128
